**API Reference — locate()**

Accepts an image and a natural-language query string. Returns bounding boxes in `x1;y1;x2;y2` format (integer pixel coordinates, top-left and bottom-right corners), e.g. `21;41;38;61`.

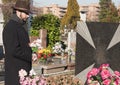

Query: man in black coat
3;0;32;85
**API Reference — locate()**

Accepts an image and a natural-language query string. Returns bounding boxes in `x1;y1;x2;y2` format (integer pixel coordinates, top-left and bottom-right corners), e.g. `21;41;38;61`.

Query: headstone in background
67;30;76;62
68;30;76;51
75;21;120;84
39;29;47;48
30;36;39;43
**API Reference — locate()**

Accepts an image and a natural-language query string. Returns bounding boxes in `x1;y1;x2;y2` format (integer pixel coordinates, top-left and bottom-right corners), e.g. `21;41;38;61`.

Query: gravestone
39;29;47;48
67;30;76;63
75;21;120;84
68;30;76;50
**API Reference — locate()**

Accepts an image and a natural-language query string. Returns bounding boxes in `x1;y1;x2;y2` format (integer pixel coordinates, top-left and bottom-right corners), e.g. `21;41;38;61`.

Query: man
2;0;32;85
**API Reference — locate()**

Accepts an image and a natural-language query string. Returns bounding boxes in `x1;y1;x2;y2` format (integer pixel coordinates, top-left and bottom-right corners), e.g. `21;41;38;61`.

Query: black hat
12;0;32;14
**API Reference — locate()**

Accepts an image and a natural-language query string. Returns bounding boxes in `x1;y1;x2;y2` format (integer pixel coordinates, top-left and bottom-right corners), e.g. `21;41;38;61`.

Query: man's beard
20;13;28;22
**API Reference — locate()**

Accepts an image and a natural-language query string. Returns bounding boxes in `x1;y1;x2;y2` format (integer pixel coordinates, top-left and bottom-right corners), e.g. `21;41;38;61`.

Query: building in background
33;3;100;21
34;3;120;22
86;3;100;22
42;4;67;18
80;3;100;22
80;5;88;22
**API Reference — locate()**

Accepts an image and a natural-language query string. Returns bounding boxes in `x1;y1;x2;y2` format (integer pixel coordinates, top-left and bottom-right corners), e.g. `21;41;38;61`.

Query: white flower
29;69;36;76
36;39;41;43
32;53;38;61
30;43;36;47
19;69;27;78
52;42;65;54
30;38;43;49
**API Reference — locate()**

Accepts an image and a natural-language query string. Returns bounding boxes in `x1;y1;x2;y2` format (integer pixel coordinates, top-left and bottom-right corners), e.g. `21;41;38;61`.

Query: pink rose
100;69;111;80
87;68;99;78
103;79;111;85
115;78;120;85
114;71;120;76
99;64;109;71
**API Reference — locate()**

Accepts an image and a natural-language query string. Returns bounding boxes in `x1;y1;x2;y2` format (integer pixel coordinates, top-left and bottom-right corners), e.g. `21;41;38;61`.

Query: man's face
20;12;29;21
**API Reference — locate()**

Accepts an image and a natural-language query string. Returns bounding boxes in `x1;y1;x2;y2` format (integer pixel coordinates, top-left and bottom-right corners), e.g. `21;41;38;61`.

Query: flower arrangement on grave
31;48;53;64
36;48;53;63
19;69;46;85
65;48;75;57
52;41;66;56
30;38;54;64
87;64;120;85
30;38;43;53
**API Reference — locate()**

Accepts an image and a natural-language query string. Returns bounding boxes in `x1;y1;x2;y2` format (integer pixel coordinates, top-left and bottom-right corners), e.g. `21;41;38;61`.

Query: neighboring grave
39;29;47;48
68;30;76;50
75;21;120;84
67;30;76;62
30;29;47;49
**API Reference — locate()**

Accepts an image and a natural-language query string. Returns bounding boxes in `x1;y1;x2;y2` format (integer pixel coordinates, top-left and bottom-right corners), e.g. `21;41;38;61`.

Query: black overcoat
3;14;32;85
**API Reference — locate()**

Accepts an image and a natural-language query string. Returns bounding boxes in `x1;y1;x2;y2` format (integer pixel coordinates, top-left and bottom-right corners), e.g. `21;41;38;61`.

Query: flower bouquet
52;42;65;56
32;48;53;64
87;64;120;85
19;69;46;85
30;38;43;53
36;48;53;64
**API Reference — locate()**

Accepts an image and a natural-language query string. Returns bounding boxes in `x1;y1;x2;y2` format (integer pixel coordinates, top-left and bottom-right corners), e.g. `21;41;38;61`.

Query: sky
33;0;120;7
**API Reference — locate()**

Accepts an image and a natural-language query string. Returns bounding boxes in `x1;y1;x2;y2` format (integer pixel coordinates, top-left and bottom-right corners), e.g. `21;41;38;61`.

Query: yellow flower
38;49;43;53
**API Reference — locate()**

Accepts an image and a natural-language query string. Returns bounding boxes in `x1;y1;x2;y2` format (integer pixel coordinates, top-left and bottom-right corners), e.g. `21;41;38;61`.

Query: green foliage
99;0;120;22
29;29;39;36
61;0;80;30
2;0;16;3
31;14;61;48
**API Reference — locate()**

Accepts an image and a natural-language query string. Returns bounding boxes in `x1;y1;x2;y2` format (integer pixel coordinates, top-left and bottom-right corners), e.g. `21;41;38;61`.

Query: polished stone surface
75;22;120;84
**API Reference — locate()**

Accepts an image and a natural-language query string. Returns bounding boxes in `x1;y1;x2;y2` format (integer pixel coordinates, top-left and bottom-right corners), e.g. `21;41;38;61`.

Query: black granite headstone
75;22;120;75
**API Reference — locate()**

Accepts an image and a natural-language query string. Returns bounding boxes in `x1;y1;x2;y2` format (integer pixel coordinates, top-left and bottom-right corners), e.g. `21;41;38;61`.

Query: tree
31;14;61;48
2;0;30;25
61;0;80;30
1;0;17;25
2;0;16;3
99;0;120;22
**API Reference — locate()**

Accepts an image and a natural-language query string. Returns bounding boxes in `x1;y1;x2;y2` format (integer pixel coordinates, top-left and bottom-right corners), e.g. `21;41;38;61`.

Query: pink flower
19;69;27;78
38;78;46;85
99;64;109;71
102;79;111;85
87;64;120;85
100;69;111;80
114;71;120;76
114;78;120;85
87;68;99;78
